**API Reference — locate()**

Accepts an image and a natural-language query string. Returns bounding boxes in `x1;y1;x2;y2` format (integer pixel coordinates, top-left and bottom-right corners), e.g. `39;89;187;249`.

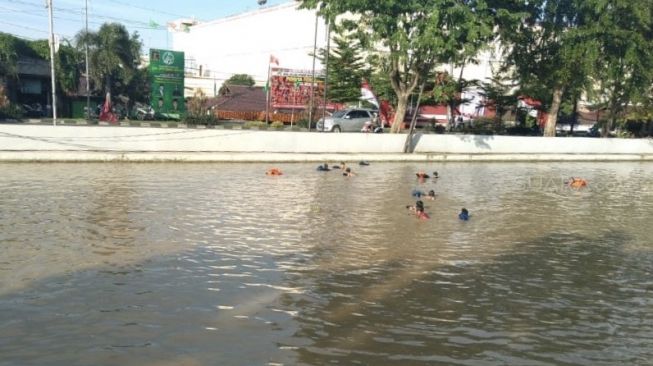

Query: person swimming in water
406;200;429;219
432;171;439;179
411;189;425;198
458;208;470;221
415;200;429;219
566;177;588;188
416;171;430;179
424;190;436;200
317;163;331;171
343;167;355;177
266;168;283;176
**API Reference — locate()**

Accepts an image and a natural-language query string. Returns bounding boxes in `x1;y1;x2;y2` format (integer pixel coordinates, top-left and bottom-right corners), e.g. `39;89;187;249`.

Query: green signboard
149;48;185;119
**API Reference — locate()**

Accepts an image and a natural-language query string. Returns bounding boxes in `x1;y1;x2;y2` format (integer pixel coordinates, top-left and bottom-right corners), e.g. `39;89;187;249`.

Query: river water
1;162;652;366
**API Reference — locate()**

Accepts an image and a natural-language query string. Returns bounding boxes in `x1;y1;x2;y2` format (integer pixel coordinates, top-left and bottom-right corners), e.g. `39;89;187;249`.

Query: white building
170;2;329;97
170;1;500;117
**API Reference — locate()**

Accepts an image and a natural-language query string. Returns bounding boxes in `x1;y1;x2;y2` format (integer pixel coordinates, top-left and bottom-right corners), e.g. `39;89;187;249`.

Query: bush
296;119;309;128
464;118;504;135
433;124;446;134
506;125;539;136
620;119;652;138
0;104;23;119
270;121;284;129
243;121;266;129
184;114;218;126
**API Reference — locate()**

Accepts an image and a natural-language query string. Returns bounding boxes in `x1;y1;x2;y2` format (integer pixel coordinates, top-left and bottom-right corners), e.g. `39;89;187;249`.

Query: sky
0;0;289;52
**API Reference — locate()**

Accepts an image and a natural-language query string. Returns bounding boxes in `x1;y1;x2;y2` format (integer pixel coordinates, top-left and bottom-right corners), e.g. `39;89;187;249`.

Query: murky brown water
1;162;652;366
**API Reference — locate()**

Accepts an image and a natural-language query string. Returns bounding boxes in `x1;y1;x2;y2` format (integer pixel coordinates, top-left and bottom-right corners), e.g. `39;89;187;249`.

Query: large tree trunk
391;92;409;133
543;86;564;137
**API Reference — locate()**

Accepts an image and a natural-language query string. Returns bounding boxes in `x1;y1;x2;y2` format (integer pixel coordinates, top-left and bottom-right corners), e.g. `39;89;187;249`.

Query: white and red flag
269;54;280;65
360;80;379;108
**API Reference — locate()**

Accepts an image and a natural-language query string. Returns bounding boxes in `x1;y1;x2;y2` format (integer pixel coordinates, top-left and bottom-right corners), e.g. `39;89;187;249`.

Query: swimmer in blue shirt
459;208;470;221
411;189;425;198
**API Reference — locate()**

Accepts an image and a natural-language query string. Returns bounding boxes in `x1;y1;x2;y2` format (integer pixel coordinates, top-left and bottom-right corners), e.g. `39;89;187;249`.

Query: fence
215;109;313;124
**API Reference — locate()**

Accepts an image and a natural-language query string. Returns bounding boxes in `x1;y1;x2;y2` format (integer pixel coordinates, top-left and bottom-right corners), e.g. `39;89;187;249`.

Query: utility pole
321;19;330;130
85;0;90;122
46;0;57;125
308;11;318;132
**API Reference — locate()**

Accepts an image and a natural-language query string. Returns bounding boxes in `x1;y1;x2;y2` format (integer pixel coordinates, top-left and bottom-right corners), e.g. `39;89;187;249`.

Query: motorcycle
132;103;155;121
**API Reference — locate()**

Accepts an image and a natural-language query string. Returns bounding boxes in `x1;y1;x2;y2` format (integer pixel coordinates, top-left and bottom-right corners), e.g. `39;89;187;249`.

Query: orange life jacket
266;168;283;176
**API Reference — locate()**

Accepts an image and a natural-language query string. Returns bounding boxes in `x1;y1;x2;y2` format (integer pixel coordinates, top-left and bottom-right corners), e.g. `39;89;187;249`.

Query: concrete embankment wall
1;124;652;162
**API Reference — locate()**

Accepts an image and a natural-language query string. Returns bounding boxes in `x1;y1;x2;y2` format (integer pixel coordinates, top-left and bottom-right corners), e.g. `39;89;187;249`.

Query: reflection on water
0;162;652;365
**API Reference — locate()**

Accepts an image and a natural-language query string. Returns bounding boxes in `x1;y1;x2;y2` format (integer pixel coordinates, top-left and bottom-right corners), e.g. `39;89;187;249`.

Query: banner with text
149;48;185;118
271;67;333;109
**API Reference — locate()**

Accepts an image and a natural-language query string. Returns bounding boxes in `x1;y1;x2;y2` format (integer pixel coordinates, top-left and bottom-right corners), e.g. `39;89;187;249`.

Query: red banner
270;67;329;109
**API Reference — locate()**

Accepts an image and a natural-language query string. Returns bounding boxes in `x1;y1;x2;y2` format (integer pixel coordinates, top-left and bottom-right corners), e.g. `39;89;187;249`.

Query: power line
105;0;200;21
0;0;168;30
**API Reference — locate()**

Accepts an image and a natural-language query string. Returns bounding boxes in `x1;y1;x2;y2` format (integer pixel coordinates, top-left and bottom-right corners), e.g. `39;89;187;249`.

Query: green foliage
225;74;255;87
463;117;504;135
0;84;22;119
490;0;601;135
270;121;284;128
55;43;82;95
299;0;495;132
75;23;143;96
244;121;266;128
318;32;369;103
184;89;217;126
590;0;653;136
0;33;55;77
477;73;518;123
218;74;256;95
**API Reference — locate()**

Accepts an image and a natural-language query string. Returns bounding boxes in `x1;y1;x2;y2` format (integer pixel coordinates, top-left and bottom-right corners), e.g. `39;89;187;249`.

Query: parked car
316;108;376;132
556;122;596;136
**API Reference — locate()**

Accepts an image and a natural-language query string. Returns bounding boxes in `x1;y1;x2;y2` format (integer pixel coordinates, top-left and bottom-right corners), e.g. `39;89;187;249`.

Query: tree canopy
75;23;143;97
300;0;495;132
318;31;370;104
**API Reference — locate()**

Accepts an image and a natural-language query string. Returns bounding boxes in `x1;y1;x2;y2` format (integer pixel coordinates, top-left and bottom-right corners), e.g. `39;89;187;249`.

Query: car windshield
332;110;347;118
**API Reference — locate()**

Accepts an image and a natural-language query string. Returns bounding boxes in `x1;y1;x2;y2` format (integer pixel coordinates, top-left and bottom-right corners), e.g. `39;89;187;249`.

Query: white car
316;108;376;132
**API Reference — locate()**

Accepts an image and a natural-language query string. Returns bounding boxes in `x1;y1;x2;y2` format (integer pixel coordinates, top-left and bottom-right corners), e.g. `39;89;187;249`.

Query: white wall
172;2;328;92
1;125;652;162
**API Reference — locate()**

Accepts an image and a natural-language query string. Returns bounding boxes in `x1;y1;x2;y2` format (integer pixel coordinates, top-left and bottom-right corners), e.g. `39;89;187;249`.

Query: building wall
172;2;328;97
171;2;501;111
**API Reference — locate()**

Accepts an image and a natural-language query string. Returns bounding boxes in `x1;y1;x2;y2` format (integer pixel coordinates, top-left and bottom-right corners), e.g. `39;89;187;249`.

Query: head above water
461;208;469;215
428;190;435;196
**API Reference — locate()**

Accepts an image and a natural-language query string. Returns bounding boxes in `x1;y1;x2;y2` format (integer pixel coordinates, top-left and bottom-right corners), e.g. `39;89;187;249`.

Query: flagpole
265;62;270;126
321;18;331;131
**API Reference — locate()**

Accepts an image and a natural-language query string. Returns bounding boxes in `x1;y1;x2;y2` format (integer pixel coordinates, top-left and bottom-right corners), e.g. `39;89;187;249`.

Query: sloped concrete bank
1;124;652;162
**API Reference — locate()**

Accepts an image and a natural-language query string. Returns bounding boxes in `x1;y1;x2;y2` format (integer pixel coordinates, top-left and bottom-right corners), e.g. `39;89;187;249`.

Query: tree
317;31;369;104
55;42;82;96
300;0;494;133
224;74;255;87
478;74;518;124
492;0;601;136
590;0;653;137
218;74;256;94
75;23;143;98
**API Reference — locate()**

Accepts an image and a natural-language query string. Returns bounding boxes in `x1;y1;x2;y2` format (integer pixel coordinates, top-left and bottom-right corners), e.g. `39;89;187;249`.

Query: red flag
360;81;379;108
269;54;279;65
